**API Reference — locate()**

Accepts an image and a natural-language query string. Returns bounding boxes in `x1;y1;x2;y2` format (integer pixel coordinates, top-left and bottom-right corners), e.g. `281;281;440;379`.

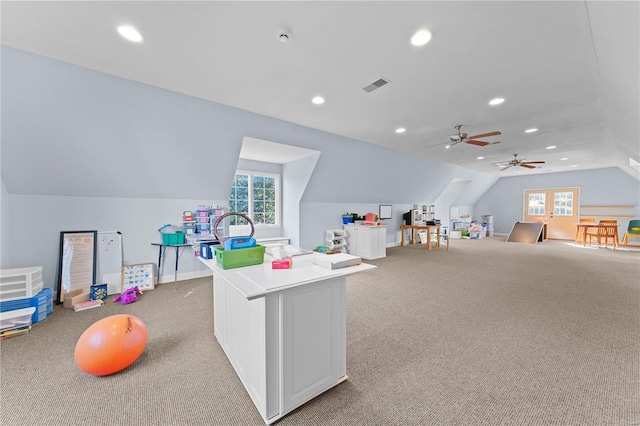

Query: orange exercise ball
74;314;148;376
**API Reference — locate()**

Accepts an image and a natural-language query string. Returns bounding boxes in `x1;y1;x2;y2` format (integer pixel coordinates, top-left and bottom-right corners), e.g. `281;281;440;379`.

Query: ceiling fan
494;153;545;171
444;124;501;149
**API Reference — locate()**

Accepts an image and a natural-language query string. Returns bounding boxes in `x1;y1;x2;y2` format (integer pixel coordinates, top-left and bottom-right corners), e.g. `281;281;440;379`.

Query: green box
162;231;185;245
214;245;265;270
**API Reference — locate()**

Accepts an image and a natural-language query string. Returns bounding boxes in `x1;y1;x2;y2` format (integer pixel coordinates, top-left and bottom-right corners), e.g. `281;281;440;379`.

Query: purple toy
113;286;142;305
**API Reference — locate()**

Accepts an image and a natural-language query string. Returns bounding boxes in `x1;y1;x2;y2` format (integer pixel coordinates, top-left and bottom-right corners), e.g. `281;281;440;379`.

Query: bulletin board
57;231;97;303
122;263;155;292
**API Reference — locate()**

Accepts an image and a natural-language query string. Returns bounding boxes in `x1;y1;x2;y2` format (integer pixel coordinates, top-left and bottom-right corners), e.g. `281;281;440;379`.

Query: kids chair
577;218;598;246
597;220;619;249
622;219;640;246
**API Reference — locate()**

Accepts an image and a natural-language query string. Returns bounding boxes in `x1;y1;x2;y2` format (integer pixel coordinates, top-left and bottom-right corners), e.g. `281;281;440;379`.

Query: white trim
157;268;212;285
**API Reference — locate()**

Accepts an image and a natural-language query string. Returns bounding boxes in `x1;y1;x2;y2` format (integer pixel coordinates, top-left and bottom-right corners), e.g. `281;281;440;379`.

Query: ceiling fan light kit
494;154;546;171
442;124;501;149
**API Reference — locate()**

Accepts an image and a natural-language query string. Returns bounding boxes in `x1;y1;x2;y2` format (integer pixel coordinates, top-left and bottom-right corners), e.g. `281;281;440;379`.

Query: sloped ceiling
1;1;638;178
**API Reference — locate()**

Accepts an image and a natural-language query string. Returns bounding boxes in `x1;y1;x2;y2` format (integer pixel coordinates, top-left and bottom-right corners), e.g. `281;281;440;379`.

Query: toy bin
342;215;354;225
0;266;44;302
162;232;185;245
200;242;220;260
0;307;35;331
0;287;53;324
214;245;265;270
183;223;197;234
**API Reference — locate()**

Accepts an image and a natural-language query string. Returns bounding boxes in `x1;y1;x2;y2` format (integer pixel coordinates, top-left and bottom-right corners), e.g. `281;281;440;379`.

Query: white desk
199;255;375;424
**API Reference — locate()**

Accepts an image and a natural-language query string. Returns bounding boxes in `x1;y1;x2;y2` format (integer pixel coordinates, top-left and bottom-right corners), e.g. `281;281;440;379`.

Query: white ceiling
2;1;638;177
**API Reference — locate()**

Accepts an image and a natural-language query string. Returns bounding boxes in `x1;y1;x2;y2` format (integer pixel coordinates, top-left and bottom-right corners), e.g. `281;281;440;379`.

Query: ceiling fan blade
522;161;545;164
468;131;501;139
520;164;537;169
466;139;490;146
500;165;512;171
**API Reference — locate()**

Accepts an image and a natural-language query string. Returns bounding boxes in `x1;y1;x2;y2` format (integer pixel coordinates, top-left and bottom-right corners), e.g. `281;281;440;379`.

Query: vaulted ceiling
2;1;638;177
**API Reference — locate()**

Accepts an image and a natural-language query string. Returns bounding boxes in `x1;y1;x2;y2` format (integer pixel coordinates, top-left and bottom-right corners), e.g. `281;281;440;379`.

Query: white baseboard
157;269;212;285
386;242;401;247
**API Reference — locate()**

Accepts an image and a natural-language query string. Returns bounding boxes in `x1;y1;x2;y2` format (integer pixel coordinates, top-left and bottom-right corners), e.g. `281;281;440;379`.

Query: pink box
271;258;292;269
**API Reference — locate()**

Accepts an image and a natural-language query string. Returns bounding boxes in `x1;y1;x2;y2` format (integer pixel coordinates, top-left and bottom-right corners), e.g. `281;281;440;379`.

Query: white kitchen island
199;255;376;424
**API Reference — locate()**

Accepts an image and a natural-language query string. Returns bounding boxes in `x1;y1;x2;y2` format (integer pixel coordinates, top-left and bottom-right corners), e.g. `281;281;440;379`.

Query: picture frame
379;204;392;220
122;263;155;292
56;231;98;304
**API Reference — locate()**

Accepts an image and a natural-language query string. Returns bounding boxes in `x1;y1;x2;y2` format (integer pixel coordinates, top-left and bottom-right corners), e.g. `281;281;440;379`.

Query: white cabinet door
358;226;387;259
376;226;387;258
280;278;345;414
344;226;387;259
213;273;269;418
357;227;372;259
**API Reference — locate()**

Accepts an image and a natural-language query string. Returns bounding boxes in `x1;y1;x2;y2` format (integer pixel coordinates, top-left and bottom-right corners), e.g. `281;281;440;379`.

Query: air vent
362;77;391;92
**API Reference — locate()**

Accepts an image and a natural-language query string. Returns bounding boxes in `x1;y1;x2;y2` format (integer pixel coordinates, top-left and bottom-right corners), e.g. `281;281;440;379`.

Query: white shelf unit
326;229;347;252
343;225;387;260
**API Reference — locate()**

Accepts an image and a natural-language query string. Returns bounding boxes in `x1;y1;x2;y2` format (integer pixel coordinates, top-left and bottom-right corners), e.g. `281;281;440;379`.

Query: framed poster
122;263;155;292
379;204;392;220
57;231;98;303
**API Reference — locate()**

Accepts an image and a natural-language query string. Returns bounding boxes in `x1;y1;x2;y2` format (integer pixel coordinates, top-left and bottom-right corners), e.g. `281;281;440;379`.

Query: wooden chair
577;218;598;245
622;219;640;246
597;220;619;249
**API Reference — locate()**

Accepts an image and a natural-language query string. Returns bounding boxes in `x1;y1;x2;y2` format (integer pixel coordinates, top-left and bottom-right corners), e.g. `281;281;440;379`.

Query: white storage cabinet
199;257;376;424
343;225;387;260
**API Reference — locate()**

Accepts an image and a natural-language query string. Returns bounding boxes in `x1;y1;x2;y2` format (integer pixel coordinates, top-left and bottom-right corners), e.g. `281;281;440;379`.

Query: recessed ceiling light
560;157;569;160
476;156;484;160
411;29;432;46
488;97;505;106
570;165;578;168
117;25;143;43
311;96;325;105
445;144;451;150
525;128;538;133
395;127;406;134
546;146;557;150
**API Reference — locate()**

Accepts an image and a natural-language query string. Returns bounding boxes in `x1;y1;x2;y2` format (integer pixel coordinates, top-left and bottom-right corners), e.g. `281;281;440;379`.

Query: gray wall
1;47;494;295
2;47;638;298
474;167;640;234
1;180;12;269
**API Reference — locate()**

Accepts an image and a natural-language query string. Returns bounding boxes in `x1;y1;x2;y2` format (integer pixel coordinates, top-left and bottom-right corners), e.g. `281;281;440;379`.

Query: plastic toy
75;314;148;376
113;286;142;305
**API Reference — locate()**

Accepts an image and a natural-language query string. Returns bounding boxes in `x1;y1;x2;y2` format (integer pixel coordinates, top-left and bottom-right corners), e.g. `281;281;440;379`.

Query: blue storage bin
200;241;220;260
0;287;53;324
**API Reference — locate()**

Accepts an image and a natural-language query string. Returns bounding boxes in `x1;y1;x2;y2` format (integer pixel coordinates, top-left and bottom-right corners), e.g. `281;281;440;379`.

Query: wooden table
574;223;619;247
400;224;448;250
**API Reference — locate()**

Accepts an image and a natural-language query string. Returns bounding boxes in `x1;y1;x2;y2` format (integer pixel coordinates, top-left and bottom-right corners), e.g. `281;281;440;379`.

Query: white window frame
229;170;281;234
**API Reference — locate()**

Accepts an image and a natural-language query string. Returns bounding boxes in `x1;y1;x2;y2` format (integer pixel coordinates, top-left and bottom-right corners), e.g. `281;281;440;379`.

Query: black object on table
150;243;193;284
